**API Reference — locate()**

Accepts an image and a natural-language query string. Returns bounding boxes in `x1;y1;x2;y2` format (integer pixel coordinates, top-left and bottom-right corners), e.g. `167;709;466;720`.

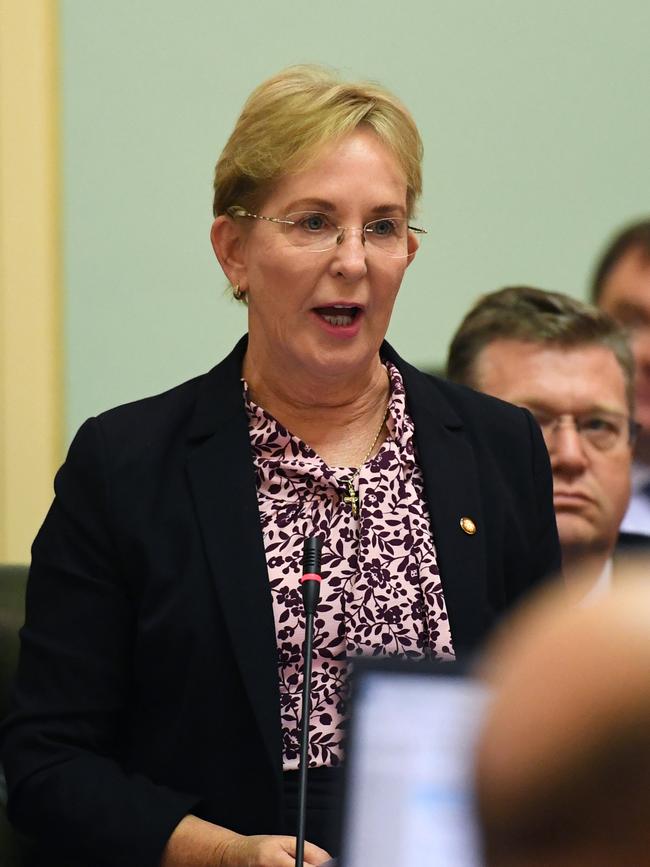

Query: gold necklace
341;404;390;518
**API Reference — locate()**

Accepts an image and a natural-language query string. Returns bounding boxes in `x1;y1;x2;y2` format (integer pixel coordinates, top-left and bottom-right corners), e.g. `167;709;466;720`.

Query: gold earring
233;283;245;301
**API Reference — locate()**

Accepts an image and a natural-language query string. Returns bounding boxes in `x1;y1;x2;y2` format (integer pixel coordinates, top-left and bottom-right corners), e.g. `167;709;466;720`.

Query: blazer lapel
185;338;283;779
384;345;491;656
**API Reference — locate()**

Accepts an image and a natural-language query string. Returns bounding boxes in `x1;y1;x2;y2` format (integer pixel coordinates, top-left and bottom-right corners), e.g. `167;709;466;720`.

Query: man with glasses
447;286;636;597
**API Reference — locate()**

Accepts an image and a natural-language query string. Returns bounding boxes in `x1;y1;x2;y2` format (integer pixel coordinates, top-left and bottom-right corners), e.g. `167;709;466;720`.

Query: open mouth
314;305;361;327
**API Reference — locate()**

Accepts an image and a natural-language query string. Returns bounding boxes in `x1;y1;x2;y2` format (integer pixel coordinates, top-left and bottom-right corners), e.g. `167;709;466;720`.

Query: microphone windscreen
302;536;322;575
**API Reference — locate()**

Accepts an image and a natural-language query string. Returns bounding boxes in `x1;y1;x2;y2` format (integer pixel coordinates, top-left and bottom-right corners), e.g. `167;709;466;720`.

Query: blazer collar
380;341;463;429
188;335;249;440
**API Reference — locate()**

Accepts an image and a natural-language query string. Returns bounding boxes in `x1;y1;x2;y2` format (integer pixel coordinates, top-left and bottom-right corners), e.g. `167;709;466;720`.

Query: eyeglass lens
533;412;630;450
282;212;411;257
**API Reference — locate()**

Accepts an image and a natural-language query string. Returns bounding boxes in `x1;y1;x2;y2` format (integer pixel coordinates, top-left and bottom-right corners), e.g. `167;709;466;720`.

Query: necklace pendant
342;479;359;518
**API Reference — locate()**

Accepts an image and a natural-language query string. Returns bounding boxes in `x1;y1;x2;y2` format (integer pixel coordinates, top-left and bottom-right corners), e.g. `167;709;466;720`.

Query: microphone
301;536;323;615
295;537;323;867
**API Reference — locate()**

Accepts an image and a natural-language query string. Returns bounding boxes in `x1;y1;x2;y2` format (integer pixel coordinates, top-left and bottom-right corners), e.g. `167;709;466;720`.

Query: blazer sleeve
1;418;201;867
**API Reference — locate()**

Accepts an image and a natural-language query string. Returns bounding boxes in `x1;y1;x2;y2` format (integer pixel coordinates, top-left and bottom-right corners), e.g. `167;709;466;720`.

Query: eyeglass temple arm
226;206;294;225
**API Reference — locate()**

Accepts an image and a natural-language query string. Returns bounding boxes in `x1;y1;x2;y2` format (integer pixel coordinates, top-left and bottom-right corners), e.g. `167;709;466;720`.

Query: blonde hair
212;65;423;219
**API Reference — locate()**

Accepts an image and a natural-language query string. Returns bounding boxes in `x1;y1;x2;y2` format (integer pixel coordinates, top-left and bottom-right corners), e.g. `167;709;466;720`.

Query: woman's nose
330;228;368;279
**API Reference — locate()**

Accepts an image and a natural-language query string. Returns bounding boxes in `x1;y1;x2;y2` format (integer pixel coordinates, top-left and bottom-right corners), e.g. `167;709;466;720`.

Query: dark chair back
0;564;28;721
0;564;34;865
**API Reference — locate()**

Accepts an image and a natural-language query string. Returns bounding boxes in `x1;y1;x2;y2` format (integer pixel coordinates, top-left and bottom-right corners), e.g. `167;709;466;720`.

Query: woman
1;67;560;866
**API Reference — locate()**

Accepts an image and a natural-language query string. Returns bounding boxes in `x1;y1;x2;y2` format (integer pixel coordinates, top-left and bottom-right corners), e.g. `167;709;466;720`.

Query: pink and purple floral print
244;362;454;770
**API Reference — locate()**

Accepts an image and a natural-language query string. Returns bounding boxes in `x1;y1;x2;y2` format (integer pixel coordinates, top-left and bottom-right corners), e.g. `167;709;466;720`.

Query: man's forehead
476;339;628;412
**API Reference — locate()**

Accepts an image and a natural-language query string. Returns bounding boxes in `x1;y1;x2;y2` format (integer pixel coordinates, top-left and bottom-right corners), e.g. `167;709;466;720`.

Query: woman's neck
243;347;388;417
242;349;391;467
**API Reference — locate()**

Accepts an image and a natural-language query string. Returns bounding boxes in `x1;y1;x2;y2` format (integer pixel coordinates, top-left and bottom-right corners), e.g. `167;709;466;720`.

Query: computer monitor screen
339;660;489;867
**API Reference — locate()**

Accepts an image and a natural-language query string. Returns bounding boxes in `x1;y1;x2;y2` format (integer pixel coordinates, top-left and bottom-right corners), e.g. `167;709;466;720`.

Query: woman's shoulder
81;337;249;452
58;372;212;489
94;370;208;436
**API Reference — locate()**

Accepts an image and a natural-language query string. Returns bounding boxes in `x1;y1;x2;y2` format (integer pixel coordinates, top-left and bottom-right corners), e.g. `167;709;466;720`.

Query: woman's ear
210;215;248;290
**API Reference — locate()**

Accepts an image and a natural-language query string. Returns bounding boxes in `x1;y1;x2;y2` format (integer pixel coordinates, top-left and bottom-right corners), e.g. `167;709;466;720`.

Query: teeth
323;314;354;326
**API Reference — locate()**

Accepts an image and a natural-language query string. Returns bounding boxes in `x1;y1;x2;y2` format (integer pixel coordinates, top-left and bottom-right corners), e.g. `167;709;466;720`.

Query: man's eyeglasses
227;206;427;259
530;410;640;452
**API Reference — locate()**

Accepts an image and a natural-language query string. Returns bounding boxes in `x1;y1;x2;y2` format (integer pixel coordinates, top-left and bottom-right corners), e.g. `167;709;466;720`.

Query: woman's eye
299;214;328;232
369;219;396;236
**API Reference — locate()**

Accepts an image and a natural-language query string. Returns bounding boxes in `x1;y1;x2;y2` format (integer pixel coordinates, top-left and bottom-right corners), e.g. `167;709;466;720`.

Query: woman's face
220;128;418;384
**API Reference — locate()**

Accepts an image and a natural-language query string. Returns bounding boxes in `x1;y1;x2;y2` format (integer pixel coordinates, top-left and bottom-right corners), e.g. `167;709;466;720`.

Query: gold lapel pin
460;516;477;535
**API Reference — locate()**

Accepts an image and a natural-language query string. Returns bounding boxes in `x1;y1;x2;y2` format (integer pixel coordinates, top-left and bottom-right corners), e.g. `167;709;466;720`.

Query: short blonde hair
212;65;423;219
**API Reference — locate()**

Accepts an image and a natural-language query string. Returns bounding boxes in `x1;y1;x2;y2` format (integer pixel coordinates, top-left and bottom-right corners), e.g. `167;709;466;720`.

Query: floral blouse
244;362;454;771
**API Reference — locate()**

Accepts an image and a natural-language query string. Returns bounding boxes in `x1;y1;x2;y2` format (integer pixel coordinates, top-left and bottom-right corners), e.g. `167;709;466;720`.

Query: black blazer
1;338;560;867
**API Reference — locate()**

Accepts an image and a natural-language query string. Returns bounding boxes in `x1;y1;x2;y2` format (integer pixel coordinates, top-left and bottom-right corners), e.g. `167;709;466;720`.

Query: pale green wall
61;0;650;440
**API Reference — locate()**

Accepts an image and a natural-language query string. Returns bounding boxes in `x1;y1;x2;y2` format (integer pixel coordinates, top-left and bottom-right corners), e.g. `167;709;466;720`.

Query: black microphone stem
296;599;315;866
296;538;322;867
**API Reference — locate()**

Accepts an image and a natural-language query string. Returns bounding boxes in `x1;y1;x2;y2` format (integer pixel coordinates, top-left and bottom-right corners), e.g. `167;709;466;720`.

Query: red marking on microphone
300;573;322;583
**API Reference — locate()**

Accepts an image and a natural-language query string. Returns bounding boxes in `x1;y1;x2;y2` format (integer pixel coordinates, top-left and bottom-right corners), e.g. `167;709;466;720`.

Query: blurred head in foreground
447;286;635;589
476;564;650;867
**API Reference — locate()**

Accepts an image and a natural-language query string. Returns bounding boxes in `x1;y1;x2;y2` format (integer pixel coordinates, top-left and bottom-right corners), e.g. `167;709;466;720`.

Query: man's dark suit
1;338;560;867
